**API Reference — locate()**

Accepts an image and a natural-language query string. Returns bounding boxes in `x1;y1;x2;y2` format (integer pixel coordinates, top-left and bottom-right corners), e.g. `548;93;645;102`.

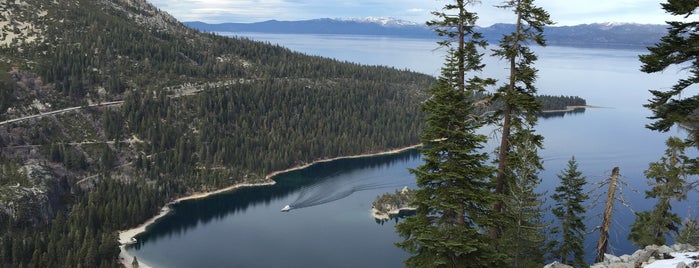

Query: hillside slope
0;0;433;191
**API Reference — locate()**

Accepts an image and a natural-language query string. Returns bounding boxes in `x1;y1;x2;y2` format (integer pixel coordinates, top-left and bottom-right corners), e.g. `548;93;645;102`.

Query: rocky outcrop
543;262;573;268
0;0;49;49
590;244;697;268
0;162;69;227
545;244;699;268
371;186;415;221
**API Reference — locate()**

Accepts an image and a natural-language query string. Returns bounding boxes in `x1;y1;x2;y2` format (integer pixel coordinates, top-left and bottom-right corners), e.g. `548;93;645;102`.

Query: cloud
150;0;313;22
536;0;670;25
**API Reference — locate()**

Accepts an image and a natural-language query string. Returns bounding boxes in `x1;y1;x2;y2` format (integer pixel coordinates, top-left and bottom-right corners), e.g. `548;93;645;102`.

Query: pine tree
551;156;588;268
676;218;699;245
395;77;500;267
490;0;553;239
639;0;699;143
629;137;695;247
395;1;501;267
497;124;548;268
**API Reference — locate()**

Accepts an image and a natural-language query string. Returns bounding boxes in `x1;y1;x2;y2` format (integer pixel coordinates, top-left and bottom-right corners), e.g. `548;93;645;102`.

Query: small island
371;186;416;221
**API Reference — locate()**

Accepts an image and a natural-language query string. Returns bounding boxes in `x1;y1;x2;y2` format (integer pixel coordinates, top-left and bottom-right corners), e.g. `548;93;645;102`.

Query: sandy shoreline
263;144;423;181
117;145;422;268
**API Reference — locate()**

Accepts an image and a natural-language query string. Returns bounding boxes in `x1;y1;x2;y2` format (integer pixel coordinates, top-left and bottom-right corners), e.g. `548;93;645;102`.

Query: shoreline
117;144;422;268
541;105;603;113
263;144;423;181
117;181;276;268
371;207;417;221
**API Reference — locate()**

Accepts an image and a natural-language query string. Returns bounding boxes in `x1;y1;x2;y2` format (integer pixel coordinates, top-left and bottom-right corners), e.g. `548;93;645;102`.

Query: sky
148;0;682;26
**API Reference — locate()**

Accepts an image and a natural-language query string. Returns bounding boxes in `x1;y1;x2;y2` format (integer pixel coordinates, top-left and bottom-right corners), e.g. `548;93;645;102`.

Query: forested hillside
0;0;433;266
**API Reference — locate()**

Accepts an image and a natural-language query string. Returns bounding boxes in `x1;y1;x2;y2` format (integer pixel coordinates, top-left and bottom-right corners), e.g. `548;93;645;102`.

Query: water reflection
538;108;586;119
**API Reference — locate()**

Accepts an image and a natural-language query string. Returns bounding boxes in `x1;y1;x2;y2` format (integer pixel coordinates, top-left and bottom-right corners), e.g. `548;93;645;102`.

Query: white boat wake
286;173;404;211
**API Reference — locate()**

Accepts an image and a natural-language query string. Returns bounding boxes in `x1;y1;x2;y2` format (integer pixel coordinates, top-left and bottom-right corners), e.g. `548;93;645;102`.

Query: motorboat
281;205;292;212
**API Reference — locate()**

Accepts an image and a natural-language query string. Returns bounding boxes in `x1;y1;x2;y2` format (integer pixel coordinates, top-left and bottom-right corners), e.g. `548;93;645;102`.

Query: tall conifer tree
551;157;588;268
489;0;552;241
639;0;699;143
634;0;699;250
395;1;501;267
629;137;697;247
485;1;552;265
497;124;548;268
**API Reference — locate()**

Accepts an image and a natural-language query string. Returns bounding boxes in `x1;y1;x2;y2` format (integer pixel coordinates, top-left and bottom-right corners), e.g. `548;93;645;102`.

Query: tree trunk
492;5;522;239
457;7;466;225
595;167;619;263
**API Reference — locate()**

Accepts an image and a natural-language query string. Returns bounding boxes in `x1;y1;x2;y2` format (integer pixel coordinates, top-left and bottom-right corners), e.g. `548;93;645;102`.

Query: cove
128;149;422;268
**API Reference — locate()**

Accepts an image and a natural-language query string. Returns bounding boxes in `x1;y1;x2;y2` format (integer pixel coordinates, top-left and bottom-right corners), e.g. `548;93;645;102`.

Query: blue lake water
128;33;697;267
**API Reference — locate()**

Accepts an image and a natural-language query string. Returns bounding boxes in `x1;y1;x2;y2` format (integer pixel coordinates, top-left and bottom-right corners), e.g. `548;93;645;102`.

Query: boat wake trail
289;174;404;210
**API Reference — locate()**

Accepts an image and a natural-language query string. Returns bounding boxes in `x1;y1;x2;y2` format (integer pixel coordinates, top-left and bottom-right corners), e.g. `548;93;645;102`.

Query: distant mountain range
185;18;668;48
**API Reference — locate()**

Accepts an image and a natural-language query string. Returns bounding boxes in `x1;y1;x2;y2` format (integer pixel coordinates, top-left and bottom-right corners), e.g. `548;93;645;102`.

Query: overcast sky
149;0;679;26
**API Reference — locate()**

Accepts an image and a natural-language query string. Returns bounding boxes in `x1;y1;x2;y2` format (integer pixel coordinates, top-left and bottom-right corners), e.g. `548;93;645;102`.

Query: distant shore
117;144;422;268
541;105;602;113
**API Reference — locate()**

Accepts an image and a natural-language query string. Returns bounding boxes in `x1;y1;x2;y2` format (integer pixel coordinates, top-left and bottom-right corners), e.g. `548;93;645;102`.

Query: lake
128;33;697;267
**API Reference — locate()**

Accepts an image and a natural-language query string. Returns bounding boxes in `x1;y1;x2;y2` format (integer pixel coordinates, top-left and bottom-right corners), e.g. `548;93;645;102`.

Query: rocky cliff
0;162;69;227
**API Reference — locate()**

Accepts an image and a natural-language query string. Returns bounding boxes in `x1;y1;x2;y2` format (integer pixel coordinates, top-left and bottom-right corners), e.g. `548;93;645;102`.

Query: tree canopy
639;0;699;143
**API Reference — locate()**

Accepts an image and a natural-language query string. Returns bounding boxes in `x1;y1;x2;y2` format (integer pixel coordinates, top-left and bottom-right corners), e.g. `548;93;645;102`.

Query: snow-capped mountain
337;17;420;27
185;18;667;48
184;18;433;38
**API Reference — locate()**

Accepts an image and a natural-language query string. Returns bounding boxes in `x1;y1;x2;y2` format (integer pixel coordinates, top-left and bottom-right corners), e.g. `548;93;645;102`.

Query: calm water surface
131;152;420;268
129;34;697;266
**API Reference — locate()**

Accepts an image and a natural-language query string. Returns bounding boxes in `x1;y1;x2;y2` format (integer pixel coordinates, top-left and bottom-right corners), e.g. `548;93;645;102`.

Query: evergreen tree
675;218;699;245
629;137;696;247
395;77;500;267
497;124;548;268
551;156;588;268
485;1;553;264
395;1;501;266
490;0;553;239
639;0;699;143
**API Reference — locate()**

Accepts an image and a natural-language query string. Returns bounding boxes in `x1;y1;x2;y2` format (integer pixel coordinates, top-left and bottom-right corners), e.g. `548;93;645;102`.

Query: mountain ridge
185;18;667;48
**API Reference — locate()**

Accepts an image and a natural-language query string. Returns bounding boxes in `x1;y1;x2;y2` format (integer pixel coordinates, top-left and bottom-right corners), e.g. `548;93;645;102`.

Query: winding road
0;101;124;126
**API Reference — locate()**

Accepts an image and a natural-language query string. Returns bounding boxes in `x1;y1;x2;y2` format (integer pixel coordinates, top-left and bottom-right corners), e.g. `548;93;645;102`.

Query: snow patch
337;17;420;27
644;252;699;268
